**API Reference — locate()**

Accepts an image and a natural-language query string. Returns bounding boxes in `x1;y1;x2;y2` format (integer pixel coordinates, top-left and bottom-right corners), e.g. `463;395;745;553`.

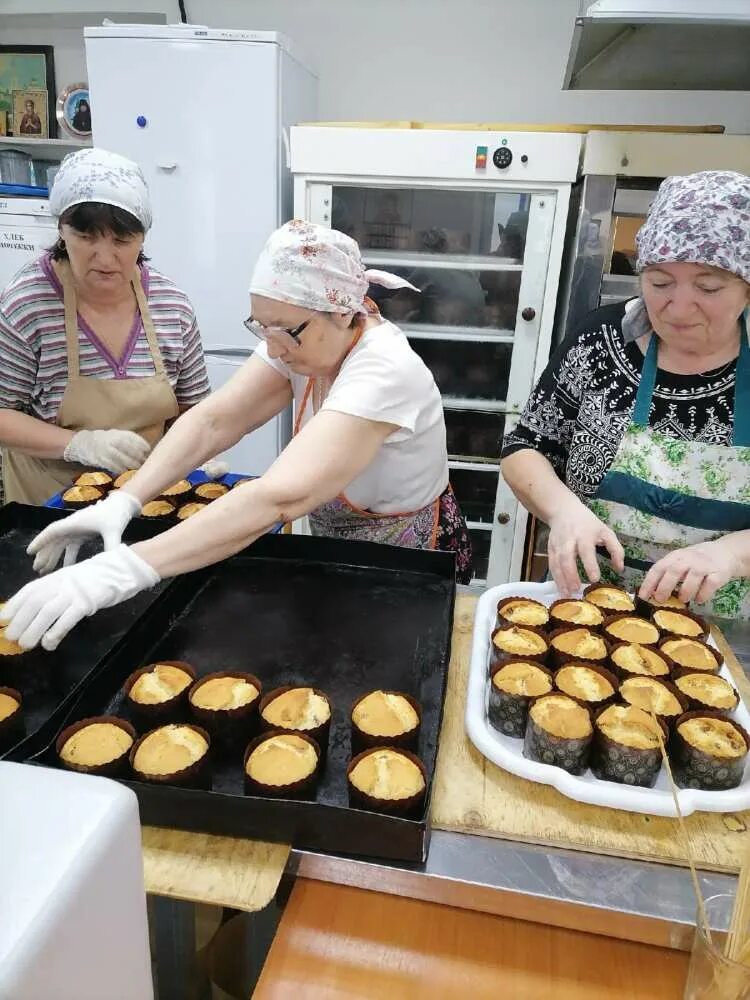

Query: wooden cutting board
142;827;290;912
431;594;750;873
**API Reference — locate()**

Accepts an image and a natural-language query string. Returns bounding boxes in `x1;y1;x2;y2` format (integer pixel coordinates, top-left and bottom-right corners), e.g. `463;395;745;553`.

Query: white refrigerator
84;25;317;475
0;197;57;292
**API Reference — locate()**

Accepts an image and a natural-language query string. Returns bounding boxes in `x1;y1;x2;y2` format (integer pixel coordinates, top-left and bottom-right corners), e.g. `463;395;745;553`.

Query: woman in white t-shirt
2;221;471;651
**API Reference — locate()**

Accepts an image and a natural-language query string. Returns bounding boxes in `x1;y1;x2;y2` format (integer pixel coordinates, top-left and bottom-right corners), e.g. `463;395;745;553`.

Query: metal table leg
149;896;209;1000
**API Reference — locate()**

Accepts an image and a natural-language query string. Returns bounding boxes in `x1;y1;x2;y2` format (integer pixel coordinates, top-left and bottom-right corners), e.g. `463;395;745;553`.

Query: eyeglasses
243;316;311;343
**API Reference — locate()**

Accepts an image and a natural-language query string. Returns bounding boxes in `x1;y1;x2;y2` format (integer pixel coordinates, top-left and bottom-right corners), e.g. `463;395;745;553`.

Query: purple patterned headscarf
622;171;750;342
636;170;750;281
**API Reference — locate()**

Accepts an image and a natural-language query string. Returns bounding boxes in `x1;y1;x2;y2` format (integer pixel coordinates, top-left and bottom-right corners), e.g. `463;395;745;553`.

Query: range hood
563;0;750;90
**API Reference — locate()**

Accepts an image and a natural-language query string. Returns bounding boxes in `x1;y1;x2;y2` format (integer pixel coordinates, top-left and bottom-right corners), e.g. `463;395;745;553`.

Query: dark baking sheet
28;534;455;862
0;502;172;758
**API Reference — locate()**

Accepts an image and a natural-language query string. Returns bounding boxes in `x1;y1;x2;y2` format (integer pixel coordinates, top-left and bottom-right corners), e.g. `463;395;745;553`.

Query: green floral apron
588;314;750;620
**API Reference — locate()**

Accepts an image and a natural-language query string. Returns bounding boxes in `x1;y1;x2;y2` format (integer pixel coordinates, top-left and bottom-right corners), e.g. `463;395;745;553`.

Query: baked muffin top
348;749;425;800
245;733;318;785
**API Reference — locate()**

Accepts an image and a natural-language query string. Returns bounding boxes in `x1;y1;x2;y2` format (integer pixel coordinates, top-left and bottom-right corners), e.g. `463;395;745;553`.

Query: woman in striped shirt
0;147;209;505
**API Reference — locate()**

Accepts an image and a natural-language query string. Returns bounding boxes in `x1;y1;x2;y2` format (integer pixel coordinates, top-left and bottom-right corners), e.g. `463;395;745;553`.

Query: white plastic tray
465;581;750;817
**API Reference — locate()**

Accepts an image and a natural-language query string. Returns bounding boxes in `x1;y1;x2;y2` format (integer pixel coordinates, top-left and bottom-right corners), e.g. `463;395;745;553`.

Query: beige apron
3;261;179;505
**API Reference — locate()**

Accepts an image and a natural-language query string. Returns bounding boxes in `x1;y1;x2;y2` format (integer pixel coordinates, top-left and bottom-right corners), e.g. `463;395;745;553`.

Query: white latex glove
63;429;152;474
198;458;230;480
28;490;142;574
0;544;160;651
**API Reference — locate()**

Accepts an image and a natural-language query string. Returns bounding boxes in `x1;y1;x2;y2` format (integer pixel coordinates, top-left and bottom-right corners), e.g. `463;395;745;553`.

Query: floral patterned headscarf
636;170;750;280
622;170;750;342
49;147;152;231
250;220;419;315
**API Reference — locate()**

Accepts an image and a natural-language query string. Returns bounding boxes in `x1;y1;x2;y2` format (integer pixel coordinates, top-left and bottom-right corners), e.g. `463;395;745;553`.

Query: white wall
188;0;750;133
0;10;168;125
2;1;748;134
0;17;88;104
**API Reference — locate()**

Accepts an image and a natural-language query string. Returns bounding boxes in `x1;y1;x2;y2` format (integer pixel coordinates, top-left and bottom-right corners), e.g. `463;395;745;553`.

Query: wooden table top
253;879;689;999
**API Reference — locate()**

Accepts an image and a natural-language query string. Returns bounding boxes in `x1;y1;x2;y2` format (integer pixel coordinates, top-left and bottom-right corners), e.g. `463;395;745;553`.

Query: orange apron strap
132;271;168;377
294;377;315;437
293;326;365;438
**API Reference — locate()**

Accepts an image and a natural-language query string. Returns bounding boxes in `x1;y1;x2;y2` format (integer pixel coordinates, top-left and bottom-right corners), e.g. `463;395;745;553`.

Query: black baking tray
28;534;455;862
0;502;173;759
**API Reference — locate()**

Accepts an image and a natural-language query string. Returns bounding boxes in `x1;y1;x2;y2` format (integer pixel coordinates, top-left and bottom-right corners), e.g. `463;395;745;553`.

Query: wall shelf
0;136;90;155
0;1;175;19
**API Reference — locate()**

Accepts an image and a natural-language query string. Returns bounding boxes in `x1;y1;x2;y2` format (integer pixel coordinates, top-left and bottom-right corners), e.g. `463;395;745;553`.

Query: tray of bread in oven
465;580;750;817
22;534;455;863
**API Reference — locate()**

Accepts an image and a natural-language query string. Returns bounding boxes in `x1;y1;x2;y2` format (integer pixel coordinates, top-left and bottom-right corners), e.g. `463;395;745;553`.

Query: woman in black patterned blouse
501;170;750;619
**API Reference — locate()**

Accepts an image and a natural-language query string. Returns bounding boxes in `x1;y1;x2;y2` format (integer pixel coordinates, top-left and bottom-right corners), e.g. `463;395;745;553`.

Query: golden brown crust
492;624;549;659
549;599;604;628
529;694;592;739
261;687;331;730
660;637;721;672
62;485;103;503
113;470;137;489
620;677;685;718
678;717;747;758
610;642;670;678
496;597;550;628
603;615;660;646
583;584;635;613
177;502;209;520
0;689;20;722
132;724;209;776
128;663;194;705
74;471;113;488
162;479;193;497
348;748;426;800
351;691;419;737
555;664;616;703
141;499;176;517
674;673;739;711
652;609;707;639
491;662;553;697
59;721;134;767
596;704;663;749
549;627;608;661
244;733;318;785
194;482;229;501
190;675;259;711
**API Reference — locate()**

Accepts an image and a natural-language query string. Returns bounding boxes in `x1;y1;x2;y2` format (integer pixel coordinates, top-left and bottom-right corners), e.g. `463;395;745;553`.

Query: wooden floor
253;879;689;999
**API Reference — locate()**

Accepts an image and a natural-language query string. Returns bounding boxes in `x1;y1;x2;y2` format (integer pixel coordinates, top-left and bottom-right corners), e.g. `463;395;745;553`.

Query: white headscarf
250;220;419;315
49;147;152;231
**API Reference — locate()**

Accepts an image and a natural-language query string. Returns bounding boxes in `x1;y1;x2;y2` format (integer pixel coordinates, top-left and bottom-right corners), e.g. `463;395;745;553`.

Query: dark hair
50;201;148;264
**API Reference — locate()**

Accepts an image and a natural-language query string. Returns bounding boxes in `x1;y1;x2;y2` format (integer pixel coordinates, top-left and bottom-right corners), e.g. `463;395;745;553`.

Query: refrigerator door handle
156;160;178;171
281;127;291;169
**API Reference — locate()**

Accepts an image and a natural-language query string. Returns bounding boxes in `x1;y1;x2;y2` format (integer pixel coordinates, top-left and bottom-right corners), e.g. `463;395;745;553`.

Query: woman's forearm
123;357;293;505
501;448;582;523
132;476;294;577
714;530;750;578
132;410;393;578
123;402;234;505
0;409;74;459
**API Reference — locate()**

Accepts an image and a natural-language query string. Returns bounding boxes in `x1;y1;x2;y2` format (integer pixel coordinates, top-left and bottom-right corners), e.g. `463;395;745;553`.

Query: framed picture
57;83;91;139
12;88;49;139
0;46;55;137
